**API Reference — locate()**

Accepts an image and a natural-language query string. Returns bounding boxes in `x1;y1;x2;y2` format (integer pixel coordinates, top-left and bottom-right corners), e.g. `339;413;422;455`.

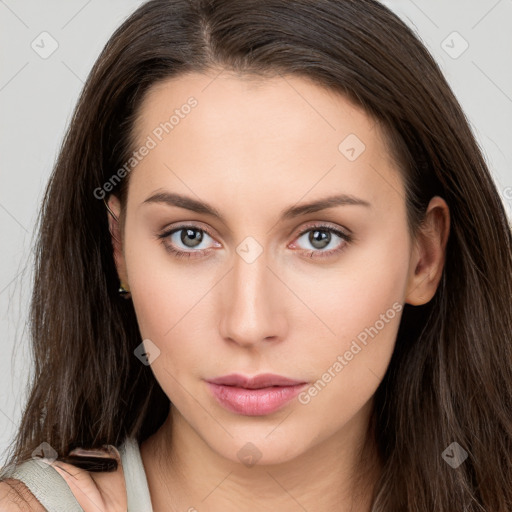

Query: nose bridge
219;235;286;346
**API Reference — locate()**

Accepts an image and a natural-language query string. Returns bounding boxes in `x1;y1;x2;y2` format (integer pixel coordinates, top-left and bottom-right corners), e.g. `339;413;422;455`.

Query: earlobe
405;196;450;306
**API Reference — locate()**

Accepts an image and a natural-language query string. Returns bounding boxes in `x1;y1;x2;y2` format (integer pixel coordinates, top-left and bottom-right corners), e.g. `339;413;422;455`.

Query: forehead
133;71;379;148
127;71;404;213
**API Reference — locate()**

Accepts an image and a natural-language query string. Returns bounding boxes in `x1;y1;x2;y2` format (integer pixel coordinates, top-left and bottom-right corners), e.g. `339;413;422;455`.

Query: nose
218;243;288;348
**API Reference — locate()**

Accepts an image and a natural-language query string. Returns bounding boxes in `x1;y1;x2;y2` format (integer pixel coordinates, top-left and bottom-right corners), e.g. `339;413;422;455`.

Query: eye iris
309;229;330;249
181;228;203;248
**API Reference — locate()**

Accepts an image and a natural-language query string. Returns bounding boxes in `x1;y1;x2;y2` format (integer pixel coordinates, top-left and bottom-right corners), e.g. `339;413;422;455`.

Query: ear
405;196;450;306
106;194;129;288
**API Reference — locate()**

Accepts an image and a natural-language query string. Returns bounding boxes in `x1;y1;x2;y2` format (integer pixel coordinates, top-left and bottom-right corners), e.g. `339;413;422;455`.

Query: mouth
205;373;308;416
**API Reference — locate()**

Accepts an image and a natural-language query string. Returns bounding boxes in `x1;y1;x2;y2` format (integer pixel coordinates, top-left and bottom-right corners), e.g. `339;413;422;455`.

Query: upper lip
206;373;306;389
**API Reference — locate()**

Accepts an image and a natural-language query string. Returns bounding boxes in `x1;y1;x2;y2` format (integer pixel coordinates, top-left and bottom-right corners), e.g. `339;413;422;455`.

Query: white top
1;436;154;511
119;436;154;511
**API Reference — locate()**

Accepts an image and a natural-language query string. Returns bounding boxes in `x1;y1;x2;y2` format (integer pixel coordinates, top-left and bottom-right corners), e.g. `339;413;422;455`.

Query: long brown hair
2;0;511;509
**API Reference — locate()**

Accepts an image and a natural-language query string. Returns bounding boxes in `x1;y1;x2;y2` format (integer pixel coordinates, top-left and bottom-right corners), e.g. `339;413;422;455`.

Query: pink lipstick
205;373;308;416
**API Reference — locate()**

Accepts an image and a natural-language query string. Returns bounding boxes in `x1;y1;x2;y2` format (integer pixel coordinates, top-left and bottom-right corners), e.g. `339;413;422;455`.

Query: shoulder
0;479;46;511
0;441;130;512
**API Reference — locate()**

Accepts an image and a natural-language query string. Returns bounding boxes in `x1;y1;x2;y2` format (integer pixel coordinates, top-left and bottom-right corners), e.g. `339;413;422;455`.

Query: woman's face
109;71;443;465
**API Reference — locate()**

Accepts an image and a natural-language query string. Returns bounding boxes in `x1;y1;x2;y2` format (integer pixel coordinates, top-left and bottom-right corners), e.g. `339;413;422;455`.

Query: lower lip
206;382;308;416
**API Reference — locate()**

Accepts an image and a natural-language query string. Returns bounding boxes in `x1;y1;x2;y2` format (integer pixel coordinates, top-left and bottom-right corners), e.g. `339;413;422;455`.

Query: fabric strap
118;437;154;511
3;458;84;511
1;437;154;511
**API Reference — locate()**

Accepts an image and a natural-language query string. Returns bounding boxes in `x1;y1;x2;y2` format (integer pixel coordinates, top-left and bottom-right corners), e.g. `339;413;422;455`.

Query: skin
0;446;126;511
24;70;449;512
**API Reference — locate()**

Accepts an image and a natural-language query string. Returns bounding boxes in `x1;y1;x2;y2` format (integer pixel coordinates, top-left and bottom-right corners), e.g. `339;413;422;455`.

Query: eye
157;222;352;261
157;225;219;259
291;223;352;259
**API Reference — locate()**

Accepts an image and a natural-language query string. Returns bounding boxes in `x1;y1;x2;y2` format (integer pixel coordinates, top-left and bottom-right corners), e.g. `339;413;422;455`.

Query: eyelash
157;223;353;260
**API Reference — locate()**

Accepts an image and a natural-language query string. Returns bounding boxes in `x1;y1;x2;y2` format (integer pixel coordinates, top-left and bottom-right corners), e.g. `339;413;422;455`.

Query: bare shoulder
0;479;46;511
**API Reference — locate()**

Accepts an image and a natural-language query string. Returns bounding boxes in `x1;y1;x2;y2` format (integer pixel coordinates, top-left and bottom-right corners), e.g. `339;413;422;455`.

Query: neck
141;401;381;512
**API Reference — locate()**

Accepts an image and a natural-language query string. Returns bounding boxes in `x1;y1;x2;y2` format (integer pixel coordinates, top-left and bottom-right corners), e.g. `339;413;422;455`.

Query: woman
1;0;511;510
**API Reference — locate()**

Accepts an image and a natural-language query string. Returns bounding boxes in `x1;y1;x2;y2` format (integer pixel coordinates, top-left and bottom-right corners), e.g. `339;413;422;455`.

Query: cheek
123;216;206;335
292;224;409;340
290;229;409;401
128;262;212;363
124;230;221;387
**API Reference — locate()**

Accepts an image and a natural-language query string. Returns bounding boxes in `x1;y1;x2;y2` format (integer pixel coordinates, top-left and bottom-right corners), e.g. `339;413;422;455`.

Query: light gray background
1;1;511;460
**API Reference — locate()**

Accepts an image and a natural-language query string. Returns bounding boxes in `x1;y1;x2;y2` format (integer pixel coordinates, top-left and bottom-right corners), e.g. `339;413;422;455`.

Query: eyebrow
142;191;371;223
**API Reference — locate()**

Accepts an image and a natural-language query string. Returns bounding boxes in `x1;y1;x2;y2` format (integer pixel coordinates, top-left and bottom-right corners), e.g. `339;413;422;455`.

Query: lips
205;373;308;416
206;373;306;389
